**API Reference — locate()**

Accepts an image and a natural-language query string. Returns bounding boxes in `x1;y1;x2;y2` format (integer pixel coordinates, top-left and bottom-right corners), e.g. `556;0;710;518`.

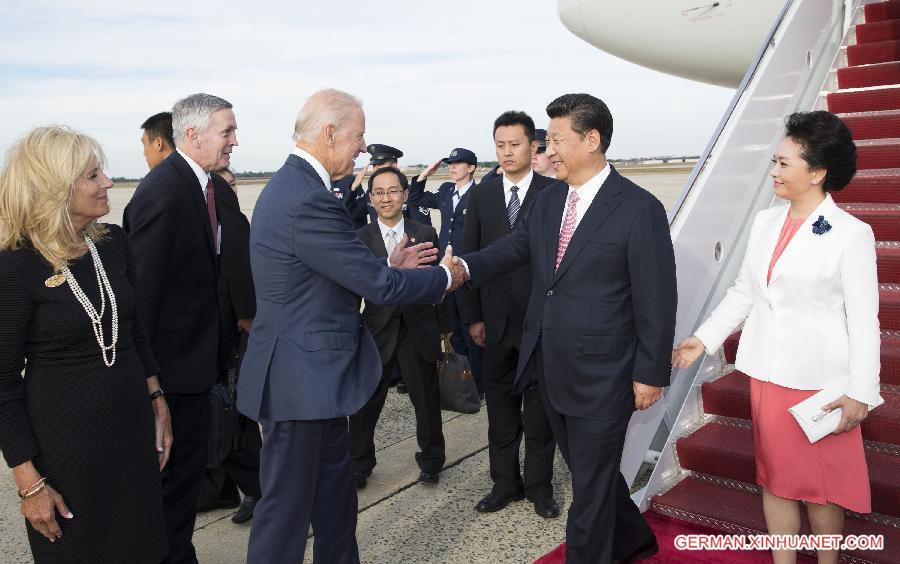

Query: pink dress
750;215;871;513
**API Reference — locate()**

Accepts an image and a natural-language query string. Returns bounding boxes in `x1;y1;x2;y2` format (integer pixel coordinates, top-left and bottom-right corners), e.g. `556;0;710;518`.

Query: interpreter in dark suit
459;94;676;563
123;93;241;564
408;148;484;392
350;168;451;489
236;88;466;564
460;111;559;519
197;167;262;525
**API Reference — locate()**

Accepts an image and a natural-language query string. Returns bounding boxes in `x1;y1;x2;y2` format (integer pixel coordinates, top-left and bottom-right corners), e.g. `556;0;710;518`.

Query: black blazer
358;220;452;365
216;177;255;367
459;172;556;343
463;166;677;418
123;151;239;393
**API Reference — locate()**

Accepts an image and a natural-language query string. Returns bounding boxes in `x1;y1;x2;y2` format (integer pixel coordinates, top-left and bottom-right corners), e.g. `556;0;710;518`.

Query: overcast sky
0;0;735;178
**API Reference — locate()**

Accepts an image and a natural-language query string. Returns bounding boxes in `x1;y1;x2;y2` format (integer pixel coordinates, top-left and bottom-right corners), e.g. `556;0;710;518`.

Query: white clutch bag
788;385;846;444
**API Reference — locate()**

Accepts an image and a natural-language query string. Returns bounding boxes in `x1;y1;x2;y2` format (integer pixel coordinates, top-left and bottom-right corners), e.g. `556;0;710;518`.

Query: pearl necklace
63;236;118;367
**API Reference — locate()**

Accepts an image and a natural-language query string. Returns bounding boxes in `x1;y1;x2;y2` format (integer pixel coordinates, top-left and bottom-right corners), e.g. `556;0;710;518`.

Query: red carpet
532;513;817;563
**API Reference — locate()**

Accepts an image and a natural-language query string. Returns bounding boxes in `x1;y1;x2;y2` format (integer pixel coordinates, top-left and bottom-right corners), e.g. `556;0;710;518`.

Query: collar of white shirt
563;163;612;228
176;148;211;198
377;217;405;243
453;180;474;199
291;147;331;191
503;169;534;204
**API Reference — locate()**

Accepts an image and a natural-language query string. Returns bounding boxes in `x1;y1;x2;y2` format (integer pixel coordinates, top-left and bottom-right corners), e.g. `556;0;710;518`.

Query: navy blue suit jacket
407;177;471;254
462;166;677;419
237;154;448;421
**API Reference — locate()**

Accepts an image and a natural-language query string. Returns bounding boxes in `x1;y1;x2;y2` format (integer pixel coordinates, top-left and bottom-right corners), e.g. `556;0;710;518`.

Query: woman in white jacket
673;111;881;564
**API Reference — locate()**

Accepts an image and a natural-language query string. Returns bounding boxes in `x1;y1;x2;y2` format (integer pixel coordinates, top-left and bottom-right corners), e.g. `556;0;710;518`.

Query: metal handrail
667;0;796;225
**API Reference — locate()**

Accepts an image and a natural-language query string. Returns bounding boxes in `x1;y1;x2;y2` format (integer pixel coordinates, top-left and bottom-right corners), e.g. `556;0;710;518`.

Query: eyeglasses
371;188;405;198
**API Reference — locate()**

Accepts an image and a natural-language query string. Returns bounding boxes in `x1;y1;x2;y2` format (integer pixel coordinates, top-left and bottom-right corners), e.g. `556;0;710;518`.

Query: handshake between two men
387;235;469;292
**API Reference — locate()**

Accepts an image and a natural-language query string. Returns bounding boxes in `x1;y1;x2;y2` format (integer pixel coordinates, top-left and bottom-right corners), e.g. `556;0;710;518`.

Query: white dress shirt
177;148;221;254
503;169;534;207
560;163;611;233
377;217;405;254
292;147;332;190
452;180;474;208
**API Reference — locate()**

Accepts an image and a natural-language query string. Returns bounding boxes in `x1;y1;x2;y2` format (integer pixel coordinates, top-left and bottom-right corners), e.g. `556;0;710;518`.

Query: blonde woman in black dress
0;126;171;563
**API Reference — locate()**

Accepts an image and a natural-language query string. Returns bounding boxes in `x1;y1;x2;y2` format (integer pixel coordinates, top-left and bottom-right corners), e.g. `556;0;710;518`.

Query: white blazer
694;194;883;408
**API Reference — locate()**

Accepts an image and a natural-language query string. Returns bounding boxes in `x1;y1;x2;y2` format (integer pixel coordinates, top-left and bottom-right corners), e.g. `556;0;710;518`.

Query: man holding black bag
349;167;452;489
197;167;262;524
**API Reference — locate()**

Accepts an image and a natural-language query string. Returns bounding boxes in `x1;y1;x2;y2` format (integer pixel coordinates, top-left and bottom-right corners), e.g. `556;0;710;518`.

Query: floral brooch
811;215;832;235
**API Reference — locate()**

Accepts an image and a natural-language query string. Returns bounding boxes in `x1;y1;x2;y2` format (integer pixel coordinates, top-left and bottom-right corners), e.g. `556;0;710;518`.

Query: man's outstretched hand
389;234;439;269
440;244;469;292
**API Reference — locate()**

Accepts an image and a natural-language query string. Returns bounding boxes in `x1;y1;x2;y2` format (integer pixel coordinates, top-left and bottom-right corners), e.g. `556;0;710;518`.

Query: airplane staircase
646;2;900;561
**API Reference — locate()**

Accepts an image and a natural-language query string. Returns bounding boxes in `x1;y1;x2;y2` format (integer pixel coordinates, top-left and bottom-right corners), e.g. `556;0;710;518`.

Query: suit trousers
161;392;210;564
247;418;359;564
349;322;446;474
482;329;555;500
448;293;483;392
534;344;654;564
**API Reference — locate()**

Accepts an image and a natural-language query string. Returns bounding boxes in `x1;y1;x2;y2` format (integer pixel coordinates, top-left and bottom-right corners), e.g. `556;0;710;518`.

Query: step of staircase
839;202;900;239
839;61;900;89
829;85;900;113
831;168;900;202
866;0;900;24
876;242;900;282
723;329;900;386
840;109;900;139
700;371;900;446
856;18;900;44
853;137;900;169
847;38;900;67
650;478;900;563
675;422;900;517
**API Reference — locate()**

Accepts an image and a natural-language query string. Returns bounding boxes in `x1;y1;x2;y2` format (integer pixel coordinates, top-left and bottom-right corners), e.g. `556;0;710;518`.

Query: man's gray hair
293;88;362;143
172;93;233;146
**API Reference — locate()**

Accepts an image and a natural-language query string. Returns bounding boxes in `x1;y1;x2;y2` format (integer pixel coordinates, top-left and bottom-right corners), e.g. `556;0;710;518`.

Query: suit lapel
363;223;389;257
552;172;622;281
756;206;787;298
171;152;216;260
485;179;509;231
768;195;837;287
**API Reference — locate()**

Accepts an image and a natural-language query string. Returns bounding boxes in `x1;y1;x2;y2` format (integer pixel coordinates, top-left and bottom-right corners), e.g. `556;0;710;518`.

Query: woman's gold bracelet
18;477;47;499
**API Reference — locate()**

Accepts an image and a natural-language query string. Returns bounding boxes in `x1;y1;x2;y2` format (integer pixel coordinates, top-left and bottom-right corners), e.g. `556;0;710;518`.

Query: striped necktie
507;185;520;227
555;189;579;271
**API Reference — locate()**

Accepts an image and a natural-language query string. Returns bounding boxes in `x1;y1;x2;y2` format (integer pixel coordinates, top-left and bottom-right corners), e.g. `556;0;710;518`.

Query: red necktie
555;189;579;271
206;177;218;250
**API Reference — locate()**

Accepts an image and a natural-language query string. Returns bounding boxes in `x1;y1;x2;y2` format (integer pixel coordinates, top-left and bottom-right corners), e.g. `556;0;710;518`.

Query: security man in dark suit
350;167;451;488
408;147;483;392
198;168;262;525
460;111;559;519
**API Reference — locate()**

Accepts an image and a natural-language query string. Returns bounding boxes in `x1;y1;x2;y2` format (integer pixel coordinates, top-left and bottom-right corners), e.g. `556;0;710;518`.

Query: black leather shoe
418;470;440;484
396;382;409;394
532;497;561;518
231;496;258;524
616;537;659;563
475;490;525;513
355;471;371;490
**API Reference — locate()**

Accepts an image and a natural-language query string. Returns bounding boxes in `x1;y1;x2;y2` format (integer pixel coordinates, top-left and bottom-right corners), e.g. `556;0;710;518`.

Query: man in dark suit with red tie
460;94;677;563
350;167;451;488
460;111;558;518
124;93;241;563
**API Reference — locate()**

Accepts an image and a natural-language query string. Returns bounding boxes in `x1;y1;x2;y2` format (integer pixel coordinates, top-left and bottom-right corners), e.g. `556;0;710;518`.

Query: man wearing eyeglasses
349;167;452;489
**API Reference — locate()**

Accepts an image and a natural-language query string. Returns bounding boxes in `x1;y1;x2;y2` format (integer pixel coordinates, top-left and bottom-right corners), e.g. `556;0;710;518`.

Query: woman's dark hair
784;111;856;192
546;93;613;153
493;111;536;142
367;166;409;193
